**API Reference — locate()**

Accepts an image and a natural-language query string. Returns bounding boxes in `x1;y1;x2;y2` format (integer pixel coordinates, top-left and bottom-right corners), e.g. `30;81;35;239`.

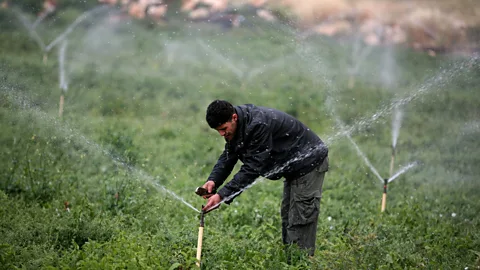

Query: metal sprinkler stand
196;207;205;267
381;179;388;212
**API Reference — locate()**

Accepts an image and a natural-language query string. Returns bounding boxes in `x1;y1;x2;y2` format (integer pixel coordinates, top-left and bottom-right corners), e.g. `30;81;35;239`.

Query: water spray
58;40;68;117
32;9;52;31
332;113;414;213
390;106;403;176
197;39;244;80
14;6;109;64
13;9;47;62
44;5;109;53
389;145;395;179
329;99;391;213
325;86;420;213
333;116;384;183
197;38;292;88
382;162;419;212
2;89;201;213
385;106;404;210
388;162;418;184
347;34;374;89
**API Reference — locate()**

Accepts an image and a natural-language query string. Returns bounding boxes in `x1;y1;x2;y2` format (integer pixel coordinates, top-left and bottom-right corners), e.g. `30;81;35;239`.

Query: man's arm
207;144;238;189
202;144;239;212
217;124;272;202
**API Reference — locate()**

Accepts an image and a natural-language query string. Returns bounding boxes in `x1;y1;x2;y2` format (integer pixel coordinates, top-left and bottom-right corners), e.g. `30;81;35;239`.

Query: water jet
58;40;68;117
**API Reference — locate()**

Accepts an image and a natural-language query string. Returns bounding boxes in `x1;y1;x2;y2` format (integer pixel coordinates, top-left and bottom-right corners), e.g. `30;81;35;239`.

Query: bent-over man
202;100;329;257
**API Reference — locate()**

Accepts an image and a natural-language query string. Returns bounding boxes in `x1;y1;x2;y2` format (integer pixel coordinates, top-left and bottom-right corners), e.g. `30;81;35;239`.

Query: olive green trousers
281;157;328;256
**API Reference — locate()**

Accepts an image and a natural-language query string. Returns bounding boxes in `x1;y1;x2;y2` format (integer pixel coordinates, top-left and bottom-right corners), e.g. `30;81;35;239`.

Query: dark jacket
208;104;328;202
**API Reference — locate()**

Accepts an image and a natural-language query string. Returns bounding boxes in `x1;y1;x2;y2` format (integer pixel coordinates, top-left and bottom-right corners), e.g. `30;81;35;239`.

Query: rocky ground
275;0;480;55
5;0;479;55
183;0;480;54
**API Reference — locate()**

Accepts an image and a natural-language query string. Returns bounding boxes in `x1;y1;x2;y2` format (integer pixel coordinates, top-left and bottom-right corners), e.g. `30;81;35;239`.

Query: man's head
206;100;238;141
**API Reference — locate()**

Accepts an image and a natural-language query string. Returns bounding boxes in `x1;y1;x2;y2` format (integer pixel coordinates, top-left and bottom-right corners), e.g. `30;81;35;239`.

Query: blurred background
4;0;479;55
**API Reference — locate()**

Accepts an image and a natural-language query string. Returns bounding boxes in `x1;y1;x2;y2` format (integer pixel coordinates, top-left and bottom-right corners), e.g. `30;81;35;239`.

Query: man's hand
203;194;222;213
201;180;216;199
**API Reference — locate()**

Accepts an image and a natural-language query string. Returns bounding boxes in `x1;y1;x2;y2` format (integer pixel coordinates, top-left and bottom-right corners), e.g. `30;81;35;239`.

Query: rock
1;1;9;9
128;1;146;19
256;8;276;22
314;20;351;36
98;0;118;5
182;0;228;13
147;4;167;22
280;0;351;27
384;23;407;44
188;7;211;20
399;8;468;50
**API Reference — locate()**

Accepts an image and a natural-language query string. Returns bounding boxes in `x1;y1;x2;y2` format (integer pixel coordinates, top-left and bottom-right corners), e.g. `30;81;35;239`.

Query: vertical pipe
348;75;355;89
196;210;205;267
381;179;388;212
59;94;64;117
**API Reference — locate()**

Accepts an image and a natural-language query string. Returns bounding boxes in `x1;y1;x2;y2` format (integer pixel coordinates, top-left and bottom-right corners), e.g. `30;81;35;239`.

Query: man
201;100;329;257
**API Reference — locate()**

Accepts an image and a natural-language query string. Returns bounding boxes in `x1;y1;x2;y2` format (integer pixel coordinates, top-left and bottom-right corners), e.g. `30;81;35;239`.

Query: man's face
215;114;238;141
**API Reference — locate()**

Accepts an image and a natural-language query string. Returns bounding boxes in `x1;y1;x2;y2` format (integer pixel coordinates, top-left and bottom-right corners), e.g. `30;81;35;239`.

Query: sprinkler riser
59;94;64;117
196;207;205;267
196;226;203;267
381;179;388;212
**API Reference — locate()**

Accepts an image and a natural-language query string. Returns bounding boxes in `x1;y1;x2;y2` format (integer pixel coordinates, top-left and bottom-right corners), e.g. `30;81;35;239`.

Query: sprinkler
381;178;388;212
381;162;419;212
196;208;205;267
195;187;217;267
194;205;217;268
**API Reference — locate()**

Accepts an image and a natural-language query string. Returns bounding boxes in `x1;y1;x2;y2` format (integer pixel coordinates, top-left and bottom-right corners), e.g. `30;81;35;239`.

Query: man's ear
232;113;238;122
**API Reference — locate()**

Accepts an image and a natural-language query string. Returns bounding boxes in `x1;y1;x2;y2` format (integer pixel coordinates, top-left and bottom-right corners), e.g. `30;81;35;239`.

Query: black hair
206;100;235;128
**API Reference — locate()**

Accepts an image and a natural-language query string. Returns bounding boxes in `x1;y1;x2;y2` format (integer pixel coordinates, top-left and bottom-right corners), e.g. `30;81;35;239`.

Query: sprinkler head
202;203;220;215
195;186;216;197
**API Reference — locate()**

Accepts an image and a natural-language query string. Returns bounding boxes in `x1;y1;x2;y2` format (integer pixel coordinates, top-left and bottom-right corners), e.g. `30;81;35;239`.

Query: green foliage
0;3;479;269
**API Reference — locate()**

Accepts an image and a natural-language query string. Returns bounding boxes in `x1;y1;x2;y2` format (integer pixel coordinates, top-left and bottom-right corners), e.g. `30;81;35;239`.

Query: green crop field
0;3;479;269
